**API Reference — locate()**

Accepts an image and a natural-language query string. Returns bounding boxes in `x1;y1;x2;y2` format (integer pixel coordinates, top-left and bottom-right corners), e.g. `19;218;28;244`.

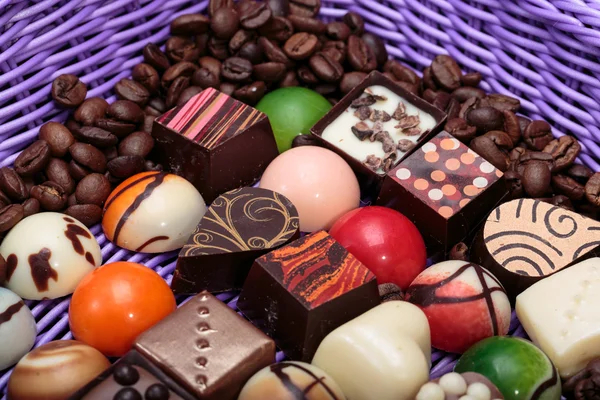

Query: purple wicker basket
1;0;599;397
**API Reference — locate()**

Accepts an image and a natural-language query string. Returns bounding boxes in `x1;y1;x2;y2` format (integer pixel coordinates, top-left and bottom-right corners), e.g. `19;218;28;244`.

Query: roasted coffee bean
446;98;461;120
288;15;324;34
209;0;234;16
259;37;294;68
38;122;76;158
343;12;364;35
430;55;462;91
347;36;377;73
196;33;210;57
220;82;238;96
423;89;437;103
234;81;266;105
542;136;580;172
76;126;118;148
141;115;155;134
31;181;67;211
0;190;10;209
383;60;419;85
280;70;299;87
104;171;122;186
162;61;198;89
514;151;554;175
522;162;552;197
0;204;24;233
114;79;149;106
170;13;210;36
501;110;521;145
433;91;452;111
107;156;145;179
268;0;289;16
166;36;201;63
470;136;509;171
586;173;600;206
238;1;272;29
552;175;585;201
297;65;319;85
144;160;164;172
229;30;256;54
95;118;136;139
292;134;318;148
192;68;220;89
147;98;168;115
483;130;513;150
68;160;91;182
462;72;483;87
567;164;594;185
166;76;190;108
340;72;367;94
143;43;170;72
326;22;350;41
199;57;223;79
45;158;75;194
358;33;386;68
524;120;553;150
509;147;527;162
320;46;344;65
118;131;154;158
518;116;531;134
64;204;103;227
211;8;240;39
309;53;343;83
22;198;40;218
74;97;109;126
451;87;486;103
52;74;87;108
221;57;254;81
15;140;51;176
177;86;204;106
314;83;337;96
107;100;144;124
422;66;437;90
284;33;318;60
237;41;263;64
258;16;294;42
69;143;107;173
459;98;479;121
132;63;160;94
504;170;523;198
0;168;28;202
466;106;504;134
253;62;286;82
289;0;320;17
547;195;574;211
75;173;112;206
449;242;469;261
445;118;477;143
485;93;520;113
103;146;119;161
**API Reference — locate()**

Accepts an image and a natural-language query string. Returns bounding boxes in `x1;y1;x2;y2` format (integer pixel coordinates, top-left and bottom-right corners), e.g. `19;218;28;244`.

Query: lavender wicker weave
1;0;599;397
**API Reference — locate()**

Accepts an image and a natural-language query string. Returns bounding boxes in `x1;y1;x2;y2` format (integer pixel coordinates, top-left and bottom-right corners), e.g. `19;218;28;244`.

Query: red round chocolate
329;206;426;290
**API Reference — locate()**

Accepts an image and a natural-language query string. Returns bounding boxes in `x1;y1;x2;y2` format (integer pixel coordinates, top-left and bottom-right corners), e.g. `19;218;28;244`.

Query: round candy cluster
416;372;504;400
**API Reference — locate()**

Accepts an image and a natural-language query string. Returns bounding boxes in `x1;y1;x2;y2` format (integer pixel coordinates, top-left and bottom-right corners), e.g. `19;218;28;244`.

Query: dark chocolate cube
310;71;447;197
152;88;279;203
377;131;508;253
238;230;380;362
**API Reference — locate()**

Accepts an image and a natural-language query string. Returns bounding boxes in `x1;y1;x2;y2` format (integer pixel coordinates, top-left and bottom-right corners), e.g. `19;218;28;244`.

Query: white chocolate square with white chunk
516;257;600;378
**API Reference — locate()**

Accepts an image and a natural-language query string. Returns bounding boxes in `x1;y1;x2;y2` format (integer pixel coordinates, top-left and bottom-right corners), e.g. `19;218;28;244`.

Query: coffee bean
238;1;272;29
288;15;324;34
340;72;367;94
170;13;210;36
518;116;531;134
383;60;419;85
445;118;477;143
0;168;28;202
144;104;161;118
234;81;266;105
567;164;594;185
209;0;234;16
309;53;343;83
524;120;553;150
64;204;103;227
547;195;574;211
431;55;462;91
76;126;118;148
221;57;254;81
166;76;190;108
422;66;437;90
107;156;145;179
144;160;164;172
191;68;219;89
95;118;136;139
211;8;240;39
75;173;112;206
230;30;256;54
347;36;377;73
513;151;554;175
522;162;552;197
104;171;122;186
177;86;204;106
466;107;504;134
423;89;437;103
504;170;523;198
118;131;154;158
432;91;451;111
280;70;299;87
449;242;469;261
268;0;289;16
320;46;344;65
15;140;51;176
74;97;109;126
22;198;40;218
210;37;233;60
586;173;600;206
31;181;67;211
470;136;509;171
552;175;585;201
289;0;320;17
288;134;317;148
52;74;87;108
326;22;350;41
0;205;24;233
483;130;513;150
343;12;364;36
462;72;482;87
68;193;77;208
284;33;318;60
162;61;198;89
258;16;294;42
355;33;386;68
114;79;149;106
220;82;238;96
103;146;118;161
0;190;10;209
147;98;168;115
446;98;461;120
142;115;156;134
143;43;170;72
313;84;336;97
45;158;75;194
68;160;91;182
542;136;580;172
238;41;264;64
297;65;319;85
107;100;144;124
502;110;521;145
38;122;76;158
166;36;201;63
485;93;520;113
253;62;286;82
69;143;107;173
132;63;160;94
451;87;486;103
259;37;294;68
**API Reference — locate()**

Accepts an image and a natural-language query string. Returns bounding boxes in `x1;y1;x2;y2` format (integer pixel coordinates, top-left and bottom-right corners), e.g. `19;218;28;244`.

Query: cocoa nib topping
370;109;391;122
397;139;415;152
364;88;387;101
382;155;396;172
351;95;376;108
395;115;420;130
364;154;382;171
403;127;422;136
354;106;371;120
392;102;406;120
351;121;373;140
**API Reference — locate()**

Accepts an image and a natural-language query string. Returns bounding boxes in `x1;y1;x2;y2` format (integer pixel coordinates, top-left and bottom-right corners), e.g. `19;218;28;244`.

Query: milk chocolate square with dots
238;231;380;361
377;131;508;253
133;291;275;400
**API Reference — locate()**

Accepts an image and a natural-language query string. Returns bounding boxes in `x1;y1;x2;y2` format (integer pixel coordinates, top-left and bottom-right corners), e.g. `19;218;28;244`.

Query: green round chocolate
256;87;332;153
454;337;561;400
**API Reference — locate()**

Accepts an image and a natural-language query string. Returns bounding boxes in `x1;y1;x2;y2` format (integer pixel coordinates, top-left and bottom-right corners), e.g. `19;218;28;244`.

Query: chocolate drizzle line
6;254;17;281
0;301;24;326
103;171;161;212
64;223;93;264
530;358;559;399
406;263;502;335
112;173;167;245
270;362;340;400
28;248;58;291
136;235;169;252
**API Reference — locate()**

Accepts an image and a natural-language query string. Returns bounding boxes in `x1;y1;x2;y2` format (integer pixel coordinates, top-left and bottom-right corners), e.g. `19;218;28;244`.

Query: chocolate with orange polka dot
377;131;508;253
238;230;380;361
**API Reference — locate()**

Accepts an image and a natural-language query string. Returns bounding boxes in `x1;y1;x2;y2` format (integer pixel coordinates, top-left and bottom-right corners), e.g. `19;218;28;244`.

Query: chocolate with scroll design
171;187;300;294
472;198;600;299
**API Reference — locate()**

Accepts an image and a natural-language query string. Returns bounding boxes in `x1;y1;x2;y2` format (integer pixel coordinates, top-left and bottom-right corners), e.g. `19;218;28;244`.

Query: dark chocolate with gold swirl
472;198;600;299
171;187;300;294
238;231;380;361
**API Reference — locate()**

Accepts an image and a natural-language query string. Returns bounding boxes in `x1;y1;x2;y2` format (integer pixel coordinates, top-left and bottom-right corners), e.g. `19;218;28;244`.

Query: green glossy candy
454;337;561;400
256;87;332;153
